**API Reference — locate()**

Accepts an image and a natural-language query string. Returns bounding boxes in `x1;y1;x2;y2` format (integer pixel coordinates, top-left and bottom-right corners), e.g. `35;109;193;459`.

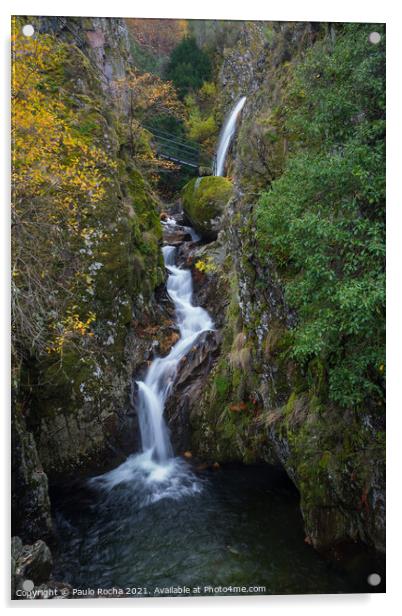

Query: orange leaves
114;69;184;121
112;69;183;172
125;18;188;56
229;402;248;413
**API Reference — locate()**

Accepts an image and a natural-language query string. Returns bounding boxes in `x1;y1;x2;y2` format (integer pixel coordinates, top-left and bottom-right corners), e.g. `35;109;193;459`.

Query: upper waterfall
215;96;247;177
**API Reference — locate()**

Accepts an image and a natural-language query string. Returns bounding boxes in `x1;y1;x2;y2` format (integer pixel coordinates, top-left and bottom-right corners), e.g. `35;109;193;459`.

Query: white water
215;96;247;177
90;224;213;501
137;243;213;462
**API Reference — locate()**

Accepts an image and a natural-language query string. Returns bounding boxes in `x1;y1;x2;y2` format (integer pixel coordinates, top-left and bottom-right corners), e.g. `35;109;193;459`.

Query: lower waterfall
89;221;213;502
53;220;371;596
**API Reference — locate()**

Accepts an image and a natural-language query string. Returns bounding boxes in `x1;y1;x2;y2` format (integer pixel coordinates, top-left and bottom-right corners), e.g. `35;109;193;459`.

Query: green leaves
165;37;212;98
256;24;385;408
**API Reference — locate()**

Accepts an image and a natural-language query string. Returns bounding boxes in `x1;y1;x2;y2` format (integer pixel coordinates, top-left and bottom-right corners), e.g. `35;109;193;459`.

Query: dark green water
52;461;384;597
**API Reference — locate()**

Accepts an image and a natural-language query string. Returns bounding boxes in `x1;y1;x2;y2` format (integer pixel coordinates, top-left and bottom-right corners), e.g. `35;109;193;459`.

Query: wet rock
15;540;53;586
177;240;230;329
30;580;73;600
198;166;213;176
165;330;222;452
12;537;73;600
11;411;54;544
163;227;192;245
11;537;23;599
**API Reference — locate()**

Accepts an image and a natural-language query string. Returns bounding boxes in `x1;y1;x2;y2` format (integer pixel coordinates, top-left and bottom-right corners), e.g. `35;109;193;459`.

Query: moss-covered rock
12;17;166;484
182;176;233;240
188;21;385;559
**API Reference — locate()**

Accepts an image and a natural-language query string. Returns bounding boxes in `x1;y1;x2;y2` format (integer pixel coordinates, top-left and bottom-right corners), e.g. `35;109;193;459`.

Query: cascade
90;220;213;500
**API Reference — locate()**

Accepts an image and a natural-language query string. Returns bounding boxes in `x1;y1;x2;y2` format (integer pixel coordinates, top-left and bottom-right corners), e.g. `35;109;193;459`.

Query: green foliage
215;374;230;398
128;37;166;76
165;37;212;98
184;90;217;153
187;111;217;143
256;24;385;408
145;113;186;139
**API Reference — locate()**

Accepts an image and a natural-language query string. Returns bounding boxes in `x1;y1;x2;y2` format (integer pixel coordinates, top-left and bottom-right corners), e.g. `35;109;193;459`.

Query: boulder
15;540;53;586
181;176;233;241
165;330;221;452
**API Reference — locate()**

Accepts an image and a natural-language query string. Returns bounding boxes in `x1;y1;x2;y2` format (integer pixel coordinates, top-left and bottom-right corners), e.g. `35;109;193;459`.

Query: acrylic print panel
11;15;385;600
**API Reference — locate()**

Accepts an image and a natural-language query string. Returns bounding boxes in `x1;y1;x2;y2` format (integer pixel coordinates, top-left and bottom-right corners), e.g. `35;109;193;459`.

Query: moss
283;391;297;418
126;166;162;240
263;320;286;359
214;374;230;398
190;267;265;463
16;26;166;434
181;176;233;240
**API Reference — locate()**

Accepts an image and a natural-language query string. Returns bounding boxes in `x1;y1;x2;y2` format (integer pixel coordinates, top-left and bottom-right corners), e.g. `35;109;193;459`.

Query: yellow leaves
80;227;96;240
11;22;117;361
195;259;207;273
12;25;115;219
47;309;97;354
195;257;216;274
114;69;184;120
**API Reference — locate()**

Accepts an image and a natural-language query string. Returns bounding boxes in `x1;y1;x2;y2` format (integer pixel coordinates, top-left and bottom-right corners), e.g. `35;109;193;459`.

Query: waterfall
215;96;247;177
136;244;213;462
89;224;213;499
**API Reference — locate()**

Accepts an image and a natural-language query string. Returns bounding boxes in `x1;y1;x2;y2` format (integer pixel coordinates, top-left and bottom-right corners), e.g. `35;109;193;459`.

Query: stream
51;219;383;596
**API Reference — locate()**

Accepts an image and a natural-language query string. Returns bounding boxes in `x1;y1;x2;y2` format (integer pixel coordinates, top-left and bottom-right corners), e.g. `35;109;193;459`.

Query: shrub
256;24;385;408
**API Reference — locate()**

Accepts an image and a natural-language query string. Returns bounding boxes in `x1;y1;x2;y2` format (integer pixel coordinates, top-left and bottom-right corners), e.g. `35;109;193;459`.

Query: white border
2;0;401;613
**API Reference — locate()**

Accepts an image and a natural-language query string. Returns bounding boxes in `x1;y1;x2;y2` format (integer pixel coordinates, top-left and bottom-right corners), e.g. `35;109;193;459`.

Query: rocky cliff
185;21;385;556
11;17;385;585
12;16;169;544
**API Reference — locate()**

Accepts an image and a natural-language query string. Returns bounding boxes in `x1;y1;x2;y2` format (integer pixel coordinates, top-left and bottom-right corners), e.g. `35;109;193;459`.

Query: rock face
14;540;53;586
12;17;167;538
11;411;53;544
182;177;233;240
165;330;222;453
187;21;385;557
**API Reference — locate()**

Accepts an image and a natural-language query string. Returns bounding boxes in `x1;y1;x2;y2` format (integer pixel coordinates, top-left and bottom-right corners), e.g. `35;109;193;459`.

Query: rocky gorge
11;16;385;597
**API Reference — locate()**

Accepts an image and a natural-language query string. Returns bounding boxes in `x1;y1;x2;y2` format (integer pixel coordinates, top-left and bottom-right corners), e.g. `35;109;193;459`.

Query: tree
11;24;115;362
112;69;184;178
256;24;385;408
165;37;212;98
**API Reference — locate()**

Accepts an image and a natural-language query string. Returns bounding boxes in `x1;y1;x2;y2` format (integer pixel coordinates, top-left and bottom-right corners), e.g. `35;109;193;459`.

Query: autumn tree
113;69;184;171
125;18;188;56
11;22;115;365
